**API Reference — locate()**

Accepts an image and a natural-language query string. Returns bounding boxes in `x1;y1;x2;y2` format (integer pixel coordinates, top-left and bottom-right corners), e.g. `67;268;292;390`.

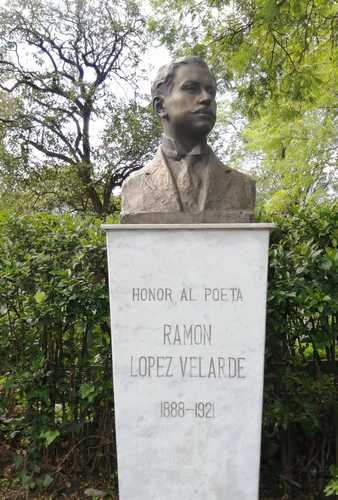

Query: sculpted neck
161;124;208;156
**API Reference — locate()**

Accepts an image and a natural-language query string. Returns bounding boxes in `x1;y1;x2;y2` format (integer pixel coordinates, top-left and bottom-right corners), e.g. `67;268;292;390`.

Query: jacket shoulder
121;148;163;214
208;152;256;210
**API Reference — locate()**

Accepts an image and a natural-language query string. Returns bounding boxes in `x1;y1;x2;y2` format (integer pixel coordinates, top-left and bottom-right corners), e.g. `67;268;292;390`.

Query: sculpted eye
207;86;216;97
182;82;200;93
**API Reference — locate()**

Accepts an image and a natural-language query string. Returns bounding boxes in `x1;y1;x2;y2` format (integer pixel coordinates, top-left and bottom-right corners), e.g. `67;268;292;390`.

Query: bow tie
161;136;208;160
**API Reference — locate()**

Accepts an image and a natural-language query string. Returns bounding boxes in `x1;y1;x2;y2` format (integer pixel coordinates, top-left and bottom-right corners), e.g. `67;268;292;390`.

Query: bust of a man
120;56;255;223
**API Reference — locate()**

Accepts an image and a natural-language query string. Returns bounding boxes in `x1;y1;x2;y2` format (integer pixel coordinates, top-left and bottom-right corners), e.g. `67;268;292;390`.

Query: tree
242;105;337;211
149;0;338;209
0;0;161;215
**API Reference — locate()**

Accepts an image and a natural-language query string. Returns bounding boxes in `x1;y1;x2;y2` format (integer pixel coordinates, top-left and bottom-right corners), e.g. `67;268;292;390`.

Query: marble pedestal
103;224;274;500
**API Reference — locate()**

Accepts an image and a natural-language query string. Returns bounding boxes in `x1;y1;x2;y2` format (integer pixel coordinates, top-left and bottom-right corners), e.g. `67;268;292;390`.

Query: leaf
20;472;35;490
40;429;60;447
42;473;54;488
84;487;107;497
79;383;96;402
264;0;278;21
34;290;46;304
13;454;24;469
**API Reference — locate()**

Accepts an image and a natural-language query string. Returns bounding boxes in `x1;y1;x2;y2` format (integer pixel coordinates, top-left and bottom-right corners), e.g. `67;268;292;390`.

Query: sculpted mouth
193;109;215;117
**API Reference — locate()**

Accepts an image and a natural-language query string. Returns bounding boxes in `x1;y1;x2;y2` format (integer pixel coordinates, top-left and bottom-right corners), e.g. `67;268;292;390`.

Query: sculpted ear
153;96;167;118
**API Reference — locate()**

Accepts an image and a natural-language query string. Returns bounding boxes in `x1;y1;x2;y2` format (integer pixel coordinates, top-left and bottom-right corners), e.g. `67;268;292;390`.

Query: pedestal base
103;224;274;500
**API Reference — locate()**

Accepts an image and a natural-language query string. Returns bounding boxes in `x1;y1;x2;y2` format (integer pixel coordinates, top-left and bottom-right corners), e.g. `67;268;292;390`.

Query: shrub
0;212;114;490
260;202;338;497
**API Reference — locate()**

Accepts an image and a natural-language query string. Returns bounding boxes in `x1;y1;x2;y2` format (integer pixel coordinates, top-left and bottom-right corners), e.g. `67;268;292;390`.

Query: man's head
151;57;217;142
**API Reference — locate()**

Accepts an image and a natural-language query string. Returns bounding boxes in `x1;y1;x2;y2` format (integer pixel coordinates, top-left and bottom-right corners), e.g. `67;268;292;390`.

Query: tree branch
28;139;76;165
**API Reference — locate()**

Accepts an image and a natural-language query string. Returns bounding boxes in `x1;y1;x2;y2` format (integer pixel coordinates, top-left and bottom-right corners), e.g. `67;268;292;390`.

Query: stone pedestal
103;224;274;500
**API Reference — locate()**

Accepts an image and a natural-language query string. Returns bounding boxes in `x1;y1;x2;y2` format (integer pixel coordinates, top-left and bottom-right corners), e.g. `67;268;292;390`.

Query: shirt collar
161;135;209;161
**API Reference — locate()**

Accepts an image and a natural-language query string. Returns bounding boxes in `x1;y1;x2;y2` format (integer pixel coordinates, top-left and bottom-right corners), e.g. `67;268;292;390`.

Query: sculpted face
160;63;217;139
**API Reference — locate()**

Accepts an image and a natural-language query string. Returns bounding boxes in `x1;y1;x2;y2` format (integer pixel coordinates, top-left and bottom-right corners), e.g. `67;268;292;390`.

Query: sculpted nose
199;89;214;106
199;89;212;105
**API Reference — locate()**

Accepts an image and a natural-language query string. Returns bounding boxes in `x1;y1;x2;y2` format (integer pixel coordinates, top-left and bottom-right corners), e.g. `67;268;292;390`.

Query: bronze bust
120;57;255;223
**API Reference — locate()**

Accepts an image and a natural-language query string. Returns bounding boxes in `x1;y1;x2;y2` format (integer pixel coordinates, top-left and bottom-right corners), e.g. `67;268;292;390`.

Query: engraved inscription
130;356;173;377
179;356;245;378
130;287;244;303
132;288;173;302
130;356;246;379
160;401;215;419
163;324;212;346
129;284;247;422
204;288;243;302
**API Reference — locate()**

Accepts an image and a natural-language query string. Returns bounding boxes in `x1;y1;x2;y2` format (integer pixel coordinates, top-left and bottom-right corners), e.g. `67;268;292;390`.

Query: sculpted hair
151;56;216;103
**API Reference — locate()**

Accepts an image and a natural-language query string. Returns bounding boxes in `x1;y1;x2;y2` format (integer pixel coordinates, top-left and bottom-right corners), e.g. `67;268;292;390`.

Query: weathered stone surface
121;210;254;223
104;224;273;500
121;147;255;224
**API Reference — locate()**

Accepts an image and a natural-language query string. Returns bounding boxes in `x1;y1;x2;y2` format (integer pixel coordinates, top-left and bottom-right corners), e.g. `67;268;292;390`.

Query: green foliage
0;211;114;487
39;429;60;448
260;201;338;496
244;107;337;209
325;465;338;496
265;202;337;363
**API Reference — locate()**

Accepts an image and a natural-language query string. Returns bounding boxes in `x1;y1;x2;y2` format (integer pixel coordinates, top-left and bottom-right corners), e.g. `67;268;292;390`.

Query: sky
139;45;172;97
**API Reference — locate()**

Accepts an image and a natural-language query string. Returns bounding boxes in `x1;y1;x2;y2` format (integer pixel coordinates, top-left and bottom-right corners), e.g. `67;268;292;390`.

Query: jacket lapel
204;150;232;209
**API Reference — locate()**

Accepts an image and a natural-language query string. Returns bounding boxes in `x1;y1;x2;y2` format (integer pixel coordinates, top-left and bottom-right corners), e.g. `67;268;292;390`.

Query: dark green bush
0;212;114;491
260;202;338;497
0;203;337;496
